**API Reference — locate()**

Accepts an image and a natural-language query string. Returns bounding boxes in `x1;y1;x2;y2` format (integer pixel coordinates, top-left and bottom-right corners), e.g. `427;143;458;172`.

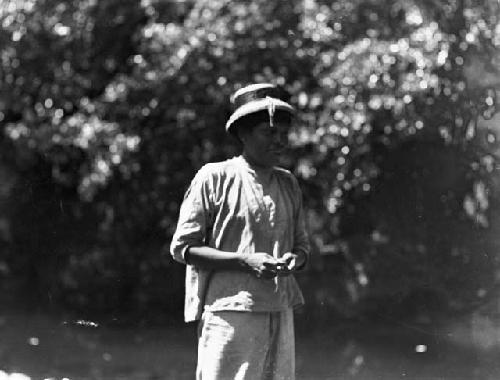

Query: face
239;121;289;168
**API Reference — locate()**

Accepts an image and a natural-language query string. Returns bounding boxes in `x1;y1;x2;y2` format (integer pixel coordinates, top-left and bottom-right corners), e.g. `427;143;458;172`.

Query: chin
268;157;281;167
252;154;280;168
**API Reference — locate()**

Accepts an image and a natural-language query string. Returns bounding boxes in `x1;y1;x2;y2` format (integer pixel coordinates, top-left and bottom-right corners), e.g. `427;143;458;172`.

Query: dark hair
231;110;293;140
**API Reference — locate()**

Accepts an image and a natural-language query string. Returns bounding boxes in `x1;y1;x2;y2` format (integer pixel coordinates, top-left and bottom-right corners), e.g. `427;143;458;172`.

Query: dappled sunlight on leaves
0;0;499;321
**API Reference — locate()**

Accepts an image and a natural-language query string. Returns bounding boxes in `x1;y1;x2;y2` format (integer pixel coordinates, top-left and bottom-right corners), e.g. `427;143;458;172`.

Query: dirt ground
0;311;499;380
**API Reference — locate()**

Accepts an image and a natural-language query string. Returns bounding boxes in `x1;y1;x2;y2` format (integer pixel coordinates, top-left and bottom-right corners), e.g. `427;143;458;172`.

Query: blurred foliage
0;0;499;322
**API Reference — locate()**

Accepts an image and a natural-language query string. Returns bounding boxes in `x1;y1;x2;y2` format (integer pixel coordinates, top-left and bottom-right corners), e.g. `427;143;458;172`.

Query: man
170;83;310;380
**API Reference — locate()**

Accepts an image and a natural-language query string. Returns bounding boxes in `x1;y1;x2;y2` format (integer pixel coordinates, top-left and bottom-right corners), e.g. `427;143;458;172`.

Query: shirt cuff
293;249;308;271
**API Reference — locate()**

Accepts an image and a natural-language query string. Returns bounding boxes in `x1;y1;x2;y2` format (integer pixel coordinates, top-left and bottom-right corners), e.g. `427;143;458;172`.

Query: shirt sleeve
292;176;310;270
170;166;214;264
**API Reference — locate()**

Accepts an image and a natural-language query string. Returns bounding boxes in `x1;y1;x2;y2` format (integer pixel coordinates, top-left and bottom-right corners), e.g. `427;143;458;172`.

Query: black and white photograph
0;0;499;379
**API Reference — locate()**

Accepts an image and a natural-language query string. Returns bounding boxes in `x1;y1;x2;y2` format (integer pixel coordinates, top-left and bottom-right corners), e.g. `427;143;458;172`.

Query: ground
0;310;499;380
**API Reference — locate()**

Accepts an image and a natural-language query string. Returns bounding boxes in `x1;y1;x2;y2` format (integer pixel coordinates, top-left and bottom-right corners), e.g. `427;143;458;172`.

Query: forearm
186;246;281;279
186;246;248;271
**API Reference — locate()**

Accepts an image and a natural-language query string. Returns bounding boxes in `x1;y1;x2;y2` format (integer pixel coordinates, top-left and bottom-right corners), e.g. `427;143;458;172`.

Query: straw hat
225;83;295;134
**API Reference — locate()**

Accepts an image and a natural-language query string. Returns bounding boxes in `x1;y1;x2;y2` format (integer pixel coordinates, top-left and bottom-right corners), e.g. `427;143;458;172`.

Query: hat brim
225;98;295;133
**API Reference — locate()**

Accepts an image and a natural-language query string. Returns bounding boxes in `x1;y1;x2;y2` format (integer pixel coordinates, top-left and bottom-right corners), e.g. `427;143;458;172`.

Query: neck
240;153;275;184
241;152;273;171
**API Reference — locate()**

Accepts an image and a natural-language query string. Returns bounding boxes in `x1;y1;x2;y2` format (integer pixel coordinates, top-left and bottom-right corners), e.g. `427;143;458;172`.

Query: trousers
196;309;295;380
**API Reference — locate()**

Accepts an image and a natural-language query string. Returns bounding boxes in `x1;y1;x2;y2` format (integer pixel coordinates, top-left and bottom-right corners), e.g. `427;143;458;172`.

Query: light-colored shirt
170;155;310;322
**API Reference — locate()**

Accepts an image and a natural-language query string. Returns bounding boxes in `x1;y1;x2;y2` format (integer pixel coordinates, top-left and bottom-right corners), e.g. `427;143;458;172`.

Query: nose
271;128;286;145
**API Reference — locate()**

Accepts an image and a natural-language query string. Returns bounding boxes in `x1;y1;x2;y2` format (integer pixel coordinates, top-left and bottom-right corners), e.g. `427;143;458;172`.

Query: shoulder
193;158;239;183
273;166;299;186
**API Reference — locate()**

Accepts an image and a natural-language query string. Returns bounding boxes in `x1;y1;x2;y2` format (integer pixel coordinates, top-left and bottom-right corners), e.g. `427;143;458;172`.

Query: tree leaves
1;0;499;318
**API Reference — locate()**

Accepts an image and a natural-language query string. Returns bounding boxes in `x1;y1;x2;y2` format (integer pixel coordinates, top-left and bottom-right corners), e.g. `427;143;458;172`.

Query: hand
276;252;298;276
242;252;280;279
